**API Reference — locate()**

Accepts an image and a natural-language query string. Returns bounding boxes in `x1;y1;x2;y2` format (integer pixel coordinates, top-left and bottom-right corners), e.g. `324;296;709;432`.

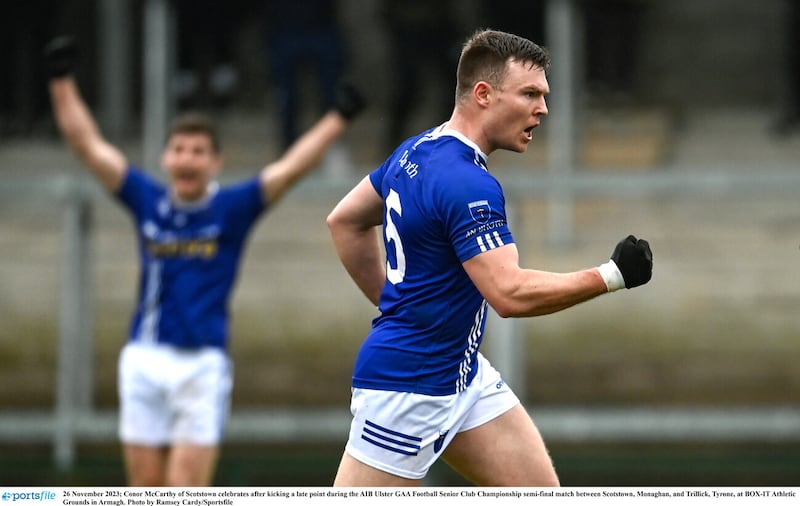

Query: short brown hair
455;29;550;102
167;112;221;153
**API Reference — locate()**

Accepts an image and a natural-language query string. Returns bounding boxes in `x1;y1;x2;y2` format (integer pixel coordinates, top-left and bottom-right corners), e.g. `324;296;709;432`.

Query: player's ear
473;81;492;107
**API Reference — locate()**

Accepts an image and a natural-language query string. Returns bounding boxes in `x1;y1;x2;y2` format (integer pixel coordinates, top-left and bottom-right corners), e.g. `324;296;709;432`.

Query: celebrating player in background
44;36;365;487
327;29;653;486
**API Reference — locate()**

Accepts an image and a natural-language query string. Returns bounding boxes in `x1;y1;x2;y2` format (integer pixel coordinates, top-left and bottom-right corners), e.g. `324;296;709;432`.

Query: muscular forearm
49;78;102;159
261;112;347;204
464;245;609;318
331;226;385;306
465;235;652;318
496;268;608;318
49;78;126;191
280;112;346;174
327;175;385;306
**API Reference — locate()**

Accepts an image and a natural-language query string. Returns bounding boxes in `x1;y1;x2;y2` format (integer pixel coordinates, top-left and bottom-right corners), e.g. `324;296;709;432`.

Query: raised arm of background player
44;36;366;206
327;177;653;314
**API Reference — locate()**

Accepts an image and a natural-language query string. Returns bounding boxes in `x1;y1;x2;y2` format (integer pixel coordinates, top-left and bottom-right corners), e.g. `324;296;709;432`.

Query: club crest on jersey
468;200;491;224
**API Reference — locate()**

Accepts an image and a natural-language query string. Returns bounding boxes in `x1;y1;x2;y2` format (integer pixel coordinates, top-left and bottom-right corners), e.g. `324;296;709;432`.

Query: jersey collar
433;123;488;165
171;180;220;210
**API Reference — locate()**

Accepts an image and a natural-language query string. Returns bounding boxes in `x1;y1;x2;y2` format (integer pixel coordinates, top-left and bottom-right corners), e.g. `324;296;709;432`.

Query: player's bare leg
166;444;218;486
123;444;167;486
333;451;422;487
442;404;560;486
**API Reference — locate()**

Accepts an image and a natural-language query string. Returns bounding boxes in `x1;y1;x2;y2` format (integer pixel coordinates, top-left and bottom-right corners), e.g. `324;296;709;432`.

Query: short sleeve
115;165;162;219
439;170;514;263
218;176;266;231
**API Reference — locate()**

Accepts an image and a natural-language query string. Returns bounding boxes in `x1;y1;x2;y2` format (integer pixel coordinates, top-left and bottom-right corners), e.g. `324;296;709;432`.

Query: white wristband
597;260;625;292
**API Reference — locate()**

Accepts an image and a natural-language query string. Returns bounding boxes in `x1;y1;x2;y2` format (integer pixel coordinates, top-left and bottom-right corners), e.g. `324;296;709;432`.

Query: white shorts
344;353;520;479
118;341;232;446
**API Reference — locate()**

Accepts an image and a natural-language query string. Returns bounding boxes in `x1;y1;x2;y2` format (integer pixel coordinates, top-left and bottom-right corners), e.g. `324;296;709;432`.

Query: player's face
161;133;221;202
486;60;549;153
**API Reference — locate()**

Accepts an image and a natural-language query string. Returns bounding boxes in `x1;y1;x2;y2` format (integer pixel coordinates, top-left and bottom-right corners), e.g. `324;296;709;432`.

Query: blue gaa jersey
116;166;266;350
354;125;515;396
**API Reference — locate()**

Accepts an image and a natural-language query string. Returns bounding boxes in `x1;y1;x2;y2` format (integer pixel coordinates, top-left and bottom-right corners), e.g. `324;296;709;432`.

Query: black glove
333;81;366;120
43;36;78;79
611;234;653;289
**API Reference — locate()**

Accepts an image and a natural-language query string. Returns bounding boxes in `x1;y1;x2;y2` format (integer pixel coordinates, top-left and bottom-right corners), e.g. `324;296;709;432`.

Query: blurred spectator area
0;0;789;169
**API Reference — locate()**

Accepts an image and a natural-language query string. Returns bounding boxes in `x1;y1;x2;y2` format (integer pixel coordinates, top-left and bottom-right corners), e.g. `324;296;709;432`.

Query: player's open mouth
173;172;205;195
172;173;208;202
523;126;535;139
174;171;199;183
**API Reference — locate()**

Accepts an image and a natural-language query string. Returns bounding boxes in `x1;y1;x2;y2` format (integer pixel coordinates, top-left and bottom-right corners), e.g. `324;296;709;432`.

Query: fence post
143;0;175;172
99;0;133;140
545;0;581;248
54;183;93;469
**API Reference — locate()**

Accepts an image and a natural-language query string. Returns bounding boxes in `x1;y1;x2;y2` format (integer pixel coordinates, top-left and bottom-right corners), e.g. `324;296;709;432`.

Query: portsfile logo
1;491;57;502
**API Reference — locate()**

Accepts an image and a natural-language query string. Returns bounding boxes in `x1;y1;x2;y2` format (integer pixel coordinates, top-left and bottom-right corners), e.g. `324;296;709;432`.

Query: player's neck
445;111;492;156
170;181;219;209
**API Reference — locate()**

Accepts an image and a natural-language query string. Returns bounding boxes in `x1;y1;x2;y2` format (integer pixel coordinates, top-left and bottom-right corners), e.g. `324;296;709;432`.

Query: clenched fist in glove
43;36;77;80
597;235;653;291
333;81;366;121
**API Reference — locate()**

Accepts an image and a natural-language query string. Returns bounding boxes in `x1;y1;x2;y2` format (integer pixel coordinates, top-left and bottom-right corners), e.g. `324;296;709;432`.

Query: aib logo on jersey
468;200;491;224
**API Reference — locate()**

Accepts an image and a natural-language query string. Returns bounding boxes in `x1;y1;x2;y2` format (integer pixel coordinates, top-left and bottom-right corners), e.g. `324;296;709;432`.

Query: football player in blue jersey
327;29;652;486
44;36;365;486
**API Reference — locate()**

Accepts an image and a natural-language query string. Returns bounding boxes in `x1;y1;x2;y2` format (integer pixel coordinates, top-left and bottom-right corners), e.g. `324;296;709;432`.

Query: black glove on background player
43;36;77;79
333;81;366;120
611;234;653;289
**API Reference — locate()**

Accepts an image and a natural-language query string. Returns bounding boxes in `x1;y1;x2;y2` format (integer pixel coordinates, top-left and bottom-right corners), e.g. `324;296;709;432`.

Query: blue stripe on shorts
361;419;421;456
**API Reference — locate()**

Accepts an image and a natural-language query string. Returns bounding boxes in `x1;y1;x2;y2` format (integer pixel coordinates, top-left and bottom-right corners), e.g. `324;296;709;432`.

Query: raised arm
326;176;385;306
260;83;366;205
463;235;652;318
45;37;127;193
